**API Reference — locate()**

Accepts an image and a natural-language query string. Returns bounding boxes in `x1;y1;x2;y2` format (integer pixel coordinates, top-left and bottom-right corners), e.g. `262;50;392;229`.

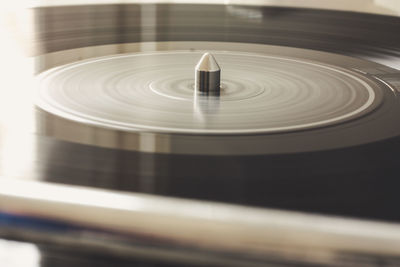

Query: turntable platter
34;42;400;155
36;49;380;134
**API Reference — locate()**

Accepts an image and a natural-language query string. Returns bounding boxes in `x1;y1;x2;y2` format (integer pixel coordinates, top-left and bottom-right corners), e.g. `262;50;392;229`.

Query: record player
1;1;400;266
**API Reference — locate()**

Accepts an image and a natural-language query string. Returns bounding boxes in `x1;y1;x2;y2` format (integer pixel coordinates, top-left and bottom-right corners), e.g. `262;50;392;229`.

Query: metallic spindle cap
195;53;221;95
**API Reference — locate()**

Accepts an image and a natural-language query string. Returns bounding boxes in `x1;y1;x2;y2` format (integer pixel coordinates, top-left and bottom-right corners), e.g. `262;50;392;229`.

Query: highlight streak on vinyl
36;51;379;135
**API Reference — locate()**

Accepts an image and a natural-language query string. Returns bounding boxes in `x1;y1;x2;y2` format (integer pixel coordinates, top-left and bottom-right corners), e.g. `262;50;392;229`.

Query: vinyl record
3;2;400;221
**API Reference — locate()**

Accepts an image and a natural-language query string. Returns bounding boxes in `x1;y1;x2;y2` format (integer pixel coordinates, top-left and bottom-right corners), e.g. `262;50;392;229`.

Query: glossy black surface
31;4;400;70
34;134;400;221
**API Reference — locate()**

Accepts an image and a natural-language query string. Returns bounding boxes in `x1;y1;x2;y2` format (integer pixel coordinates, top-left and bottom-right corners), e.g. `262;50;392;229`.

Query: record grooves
20;3;400;220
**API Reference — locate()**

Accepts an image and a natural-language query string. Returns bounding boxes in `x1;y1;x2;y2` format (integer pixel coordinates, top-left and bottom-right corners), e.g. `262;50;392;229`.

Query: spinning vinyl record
16;3;399;222
35;43;398;155
2;2;400;266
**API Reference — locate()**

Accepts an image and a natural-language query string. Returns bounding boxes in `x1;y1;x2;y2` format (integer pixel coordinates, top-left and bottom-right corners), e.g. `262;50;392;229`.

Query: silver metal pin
195;52;221;95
